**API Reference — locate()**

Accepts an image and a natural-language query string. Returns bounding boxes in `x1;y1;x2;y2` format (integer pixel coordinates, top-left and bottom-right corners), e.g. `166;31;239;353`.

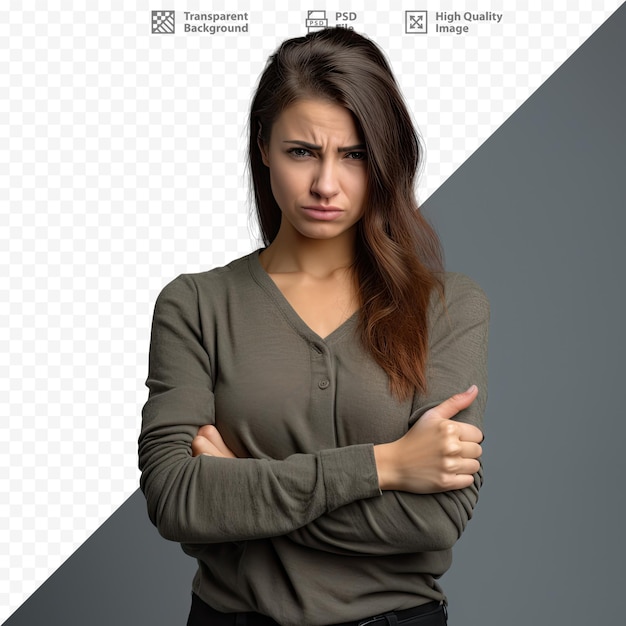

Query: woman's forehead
270;99;363;144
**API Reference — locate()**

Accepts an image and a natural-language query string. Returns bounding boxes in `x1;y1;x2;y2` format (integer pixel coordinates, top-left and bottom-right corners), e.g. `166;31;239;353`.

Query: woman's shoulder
430;271;490;324
159;251;258;294
441;271;489;304
152;251;261;316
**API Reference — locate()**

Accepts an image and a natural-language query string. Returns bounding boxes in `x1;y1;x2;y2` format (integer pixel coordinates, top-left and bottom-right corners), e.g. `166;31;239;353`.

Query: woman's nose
310;161;340;199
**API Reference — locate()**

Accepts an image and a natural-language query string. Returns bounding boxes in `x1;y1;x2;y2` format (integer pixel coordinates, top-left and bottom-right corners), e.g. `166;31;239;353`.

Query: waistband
337;600;446;626
188;592;447;626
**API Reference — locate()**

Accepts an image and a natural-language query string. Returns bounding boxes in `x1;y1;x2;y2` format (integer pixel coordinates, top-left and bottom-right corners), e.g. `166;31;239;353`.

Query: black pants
187;592;447;626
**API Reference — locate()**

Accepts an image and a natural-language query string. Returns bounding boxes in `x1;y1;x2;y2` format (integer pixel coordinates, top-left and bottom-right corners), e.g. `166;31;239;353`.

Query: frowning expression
259;98;368;242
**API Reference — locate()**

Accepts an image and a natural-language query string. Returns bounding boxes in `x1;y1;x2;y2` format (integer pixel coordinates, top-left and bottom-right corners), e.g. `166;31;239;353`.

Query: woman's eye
288;148;312;158
346;151;367;161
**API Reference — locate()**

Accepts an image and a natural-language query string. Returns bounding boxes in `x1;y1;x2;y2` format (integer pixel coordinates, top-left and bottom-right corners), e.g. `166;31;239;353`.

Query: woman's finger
428;385;478;421
194;425;237;458
191;435;219;457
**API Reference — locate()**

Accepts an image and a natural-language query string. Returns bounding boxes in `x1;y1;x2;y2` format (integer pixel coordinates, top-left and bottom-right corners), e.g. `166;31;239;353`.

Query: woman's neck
260;223;357;278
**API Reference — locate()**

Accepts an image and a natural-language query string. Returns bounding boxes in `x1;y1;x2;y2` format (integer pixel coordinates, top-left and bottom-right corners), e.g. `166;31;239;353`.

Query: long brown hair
248;28;444;400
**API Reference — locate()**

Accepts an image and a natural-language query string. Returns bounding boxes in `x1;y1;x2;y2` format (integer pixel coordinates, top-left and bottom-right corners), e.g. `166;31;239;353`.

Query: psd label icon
152;10;175;34
306;10;328;32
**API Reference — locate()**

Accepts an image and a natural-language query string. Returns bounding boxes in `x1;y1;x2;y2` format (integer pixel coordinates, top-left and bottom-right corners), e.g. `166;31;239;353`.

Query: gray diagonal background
4;4;626;625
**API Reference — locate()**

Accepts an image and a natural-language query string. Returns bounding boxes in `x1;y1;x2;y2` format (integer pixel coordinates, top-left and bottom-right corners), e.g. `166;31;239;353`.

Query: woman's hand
191;425;237;458
374;385;483;494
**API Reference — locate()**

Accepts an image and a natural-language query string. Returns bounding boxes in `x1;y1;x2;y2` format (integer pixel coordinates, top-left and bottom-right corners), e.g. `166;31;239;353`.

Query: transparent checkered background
0;0;620;619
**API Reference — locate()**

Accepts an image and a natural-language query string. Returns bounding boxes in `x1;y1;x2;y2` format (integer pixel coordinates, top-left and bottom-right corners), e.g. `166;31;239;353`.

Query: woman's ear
257;123;270;167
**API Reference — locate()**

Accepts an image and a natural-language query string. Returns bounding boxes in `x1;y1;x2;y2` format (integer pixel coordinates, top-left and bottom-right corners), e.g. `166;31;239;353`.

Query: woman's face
259;98;368;243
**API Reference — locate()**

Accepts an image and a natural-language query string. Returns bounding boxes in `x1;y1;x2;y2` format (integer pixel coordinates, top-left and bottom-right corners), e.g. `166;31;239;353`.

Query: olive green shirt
139;250;489;626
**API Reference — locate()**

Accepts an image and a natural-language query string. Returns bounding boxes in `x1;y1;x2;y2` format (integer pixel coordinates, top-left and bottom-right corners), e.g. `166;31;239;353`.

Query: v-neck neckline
247;249;359;344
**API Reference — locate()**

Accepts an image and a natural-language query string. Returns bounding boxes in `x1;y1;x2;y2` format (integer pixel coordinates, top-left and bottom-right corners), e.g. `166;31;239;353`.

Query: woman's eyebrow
283;140;366;151
339;143;367;151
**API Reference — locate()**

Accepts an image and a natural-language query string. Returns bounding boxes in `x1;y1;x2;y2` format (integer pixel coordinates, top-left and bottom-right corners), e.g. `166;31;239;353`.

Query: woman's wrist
373;442;395;491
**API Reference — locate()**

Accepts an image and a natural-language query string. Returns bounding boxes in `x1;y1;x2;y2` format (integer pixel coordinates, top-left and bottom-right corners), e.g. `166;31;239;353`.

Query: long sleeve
286;273;489;555
138;273;380;544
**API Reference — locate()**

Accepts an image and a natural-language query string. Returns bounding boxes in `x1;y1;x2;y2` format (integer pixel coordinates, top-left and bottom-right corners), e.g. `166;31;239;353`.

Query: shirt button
318;379;330;389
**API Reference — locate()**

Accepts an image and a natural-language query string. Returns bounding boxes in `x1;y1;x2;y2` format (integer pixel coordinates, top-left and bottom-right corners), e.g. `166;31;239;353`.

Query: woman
139;27;489;626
